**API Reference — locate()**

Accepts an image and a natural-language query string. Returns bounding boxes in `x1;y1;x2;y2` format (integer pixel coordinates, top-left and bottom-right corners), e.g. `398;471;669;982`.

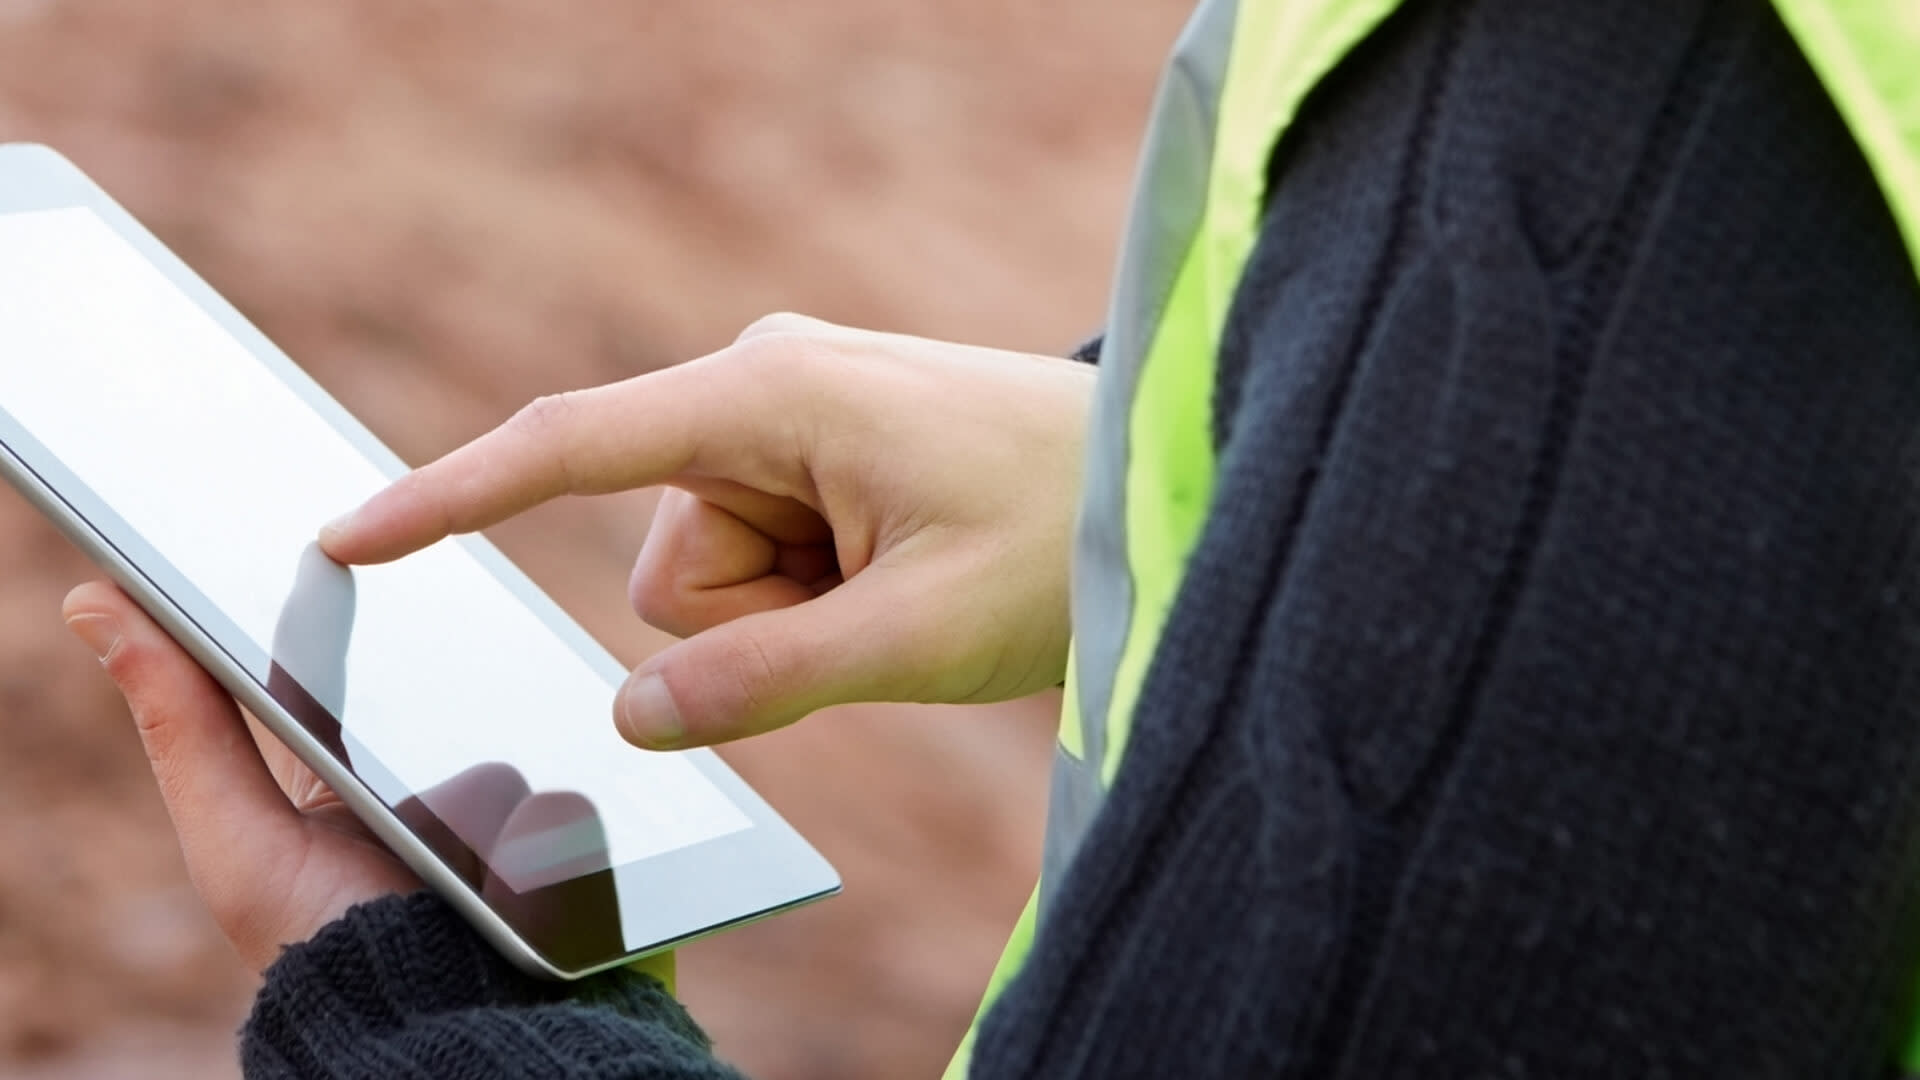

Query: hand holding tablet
0;144;836;978
0;142;1090;978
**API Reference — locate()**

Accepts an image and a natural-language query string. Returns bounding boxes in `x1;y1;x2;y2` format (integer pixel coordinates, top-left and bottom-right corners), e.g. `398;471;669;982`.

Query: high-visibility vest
945;1;1920;1075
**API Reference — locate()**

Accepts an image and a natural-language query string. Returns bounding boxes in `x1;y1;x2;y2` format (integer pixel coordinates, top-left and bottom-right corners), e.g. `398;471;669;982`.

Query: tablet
0;143;839;978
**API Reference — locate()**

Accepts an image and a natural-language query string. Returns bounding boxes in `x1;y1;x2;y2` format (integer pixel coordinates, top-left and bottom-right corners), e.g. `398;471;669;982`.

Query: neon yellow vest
947;2;1920;1075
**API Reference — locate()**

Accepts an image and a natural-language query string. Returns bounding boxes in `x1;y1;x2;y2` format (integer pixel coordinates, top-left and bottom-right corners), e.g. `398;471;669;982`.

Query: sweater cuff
243;891;708;1059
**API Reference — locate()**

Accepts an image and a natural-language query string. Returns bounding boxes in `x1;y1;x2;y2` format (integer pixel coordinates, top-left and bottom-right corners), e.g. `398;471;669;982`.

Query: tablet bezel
0;143;839;979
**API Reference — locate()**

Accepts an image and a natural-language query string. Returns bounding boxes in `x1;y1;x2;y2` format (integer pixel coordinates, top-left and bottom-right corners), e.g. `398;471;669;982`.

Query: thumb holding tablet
61;583;681;988
320;315;1094;748
61;580;419;973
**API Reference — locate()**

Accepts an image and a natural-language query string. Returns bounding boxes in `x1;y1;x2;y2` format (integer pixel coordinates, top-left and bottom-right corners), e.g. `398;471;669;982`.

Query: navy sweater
243;1;1920;1075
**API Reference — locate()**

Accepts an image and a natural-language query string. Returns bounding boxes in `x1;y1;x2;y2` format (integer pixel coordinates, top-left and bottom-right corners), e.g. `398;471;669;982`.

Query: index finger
319;355;761;564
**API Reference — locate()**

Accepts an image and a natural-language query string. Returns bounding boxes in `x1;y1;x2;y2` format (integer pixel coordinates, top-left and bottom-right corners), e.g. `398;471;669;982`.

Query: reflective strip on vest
943;1;1398;1075
946;0;1920;1075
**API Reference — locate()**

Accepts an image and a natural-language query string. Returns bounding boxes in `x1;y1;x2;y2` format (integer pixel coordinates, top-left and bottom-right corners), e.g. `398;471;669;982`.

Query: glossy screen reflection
267;542;614;894
0;207;752;904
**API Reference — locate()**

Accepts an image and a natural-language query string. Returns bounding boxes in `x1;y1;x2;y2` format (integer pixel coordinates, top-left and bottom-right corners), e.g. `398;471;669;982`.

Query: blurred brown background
0;2;1187;1077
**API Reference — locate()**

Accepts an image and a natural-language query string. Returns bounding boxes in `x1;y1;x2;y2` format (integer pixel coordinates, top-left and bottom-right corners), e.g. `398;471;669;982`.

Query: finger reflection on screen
266;541;356;761
398;765;624;962
263;543;622;959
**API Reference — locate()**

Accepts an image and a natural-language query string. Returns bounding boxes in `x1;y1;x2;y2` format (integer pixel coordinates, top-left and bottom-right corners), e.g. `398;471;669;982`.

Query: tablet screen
0;207;750;895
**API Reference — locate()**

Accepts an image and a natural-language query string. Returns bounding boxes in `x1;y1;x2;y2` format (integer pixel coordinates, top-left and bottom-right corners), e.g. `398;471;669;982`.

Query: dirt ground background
0;2;1187;1077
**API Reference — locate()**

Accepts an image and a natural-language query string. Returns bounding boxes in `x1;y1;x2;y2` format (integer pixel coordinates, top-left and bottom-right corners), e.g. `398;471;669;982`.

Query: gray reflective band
1039;742;1103;917
1039;0;1240;912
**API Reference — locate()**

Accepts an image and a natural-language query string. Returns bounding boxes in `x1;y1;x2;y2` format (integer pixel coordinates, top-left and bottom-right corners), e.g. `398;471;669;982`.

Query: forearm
242;892;748;1080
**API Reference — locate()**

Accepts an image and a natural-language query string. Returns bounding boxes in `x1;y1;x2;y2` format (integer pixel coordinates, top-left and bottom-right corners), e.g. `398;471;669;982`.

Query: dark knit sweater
243;1;1920;1076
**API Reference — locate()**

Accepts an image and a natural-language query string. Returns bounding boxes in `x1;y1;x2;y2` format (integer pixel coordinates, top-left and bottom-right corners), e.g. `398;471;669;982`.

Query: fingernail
619;673;685;749
65;613;121;664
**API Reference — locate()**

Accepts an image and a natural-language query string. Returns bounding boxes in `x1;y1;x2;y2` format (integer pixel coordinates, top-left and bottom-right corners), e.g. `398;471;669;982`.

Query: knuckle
730;328;795;371
102;655;162;731
509;391;584;441
729;328;847;404
735;311;821;343
505;390;594;492
626;559;680;629
96;639;133;682
714;632;785;723
629;499;696;632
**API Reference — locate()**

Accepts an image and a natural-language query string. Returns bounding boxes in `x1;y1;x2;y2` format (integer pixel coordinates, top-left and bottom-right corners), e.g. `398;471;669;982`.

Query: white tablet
0;144;839;979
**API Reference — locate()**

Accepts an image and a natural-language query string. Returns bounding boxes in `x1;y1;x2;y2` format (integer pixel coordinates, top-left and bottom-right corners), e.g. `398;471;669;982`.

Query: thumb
614;571;935;748
61;583;304;884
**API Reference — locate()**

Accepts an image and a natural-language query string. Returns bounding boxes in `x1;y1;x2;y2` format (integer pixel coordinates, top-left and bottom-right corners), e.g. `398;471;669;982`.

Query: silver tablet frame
0;143;839;979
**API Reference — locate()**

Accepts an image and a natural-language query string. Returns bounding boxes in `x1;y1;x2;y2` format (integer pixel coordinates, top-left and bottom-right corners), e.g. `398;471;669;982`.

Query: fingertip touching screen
0;207;751;909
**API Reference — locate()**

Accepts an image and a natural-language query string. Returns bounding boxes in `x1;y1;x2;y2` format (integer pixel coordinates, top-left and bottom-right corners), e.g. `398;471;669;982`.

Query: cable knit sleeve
240;892;750;1080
